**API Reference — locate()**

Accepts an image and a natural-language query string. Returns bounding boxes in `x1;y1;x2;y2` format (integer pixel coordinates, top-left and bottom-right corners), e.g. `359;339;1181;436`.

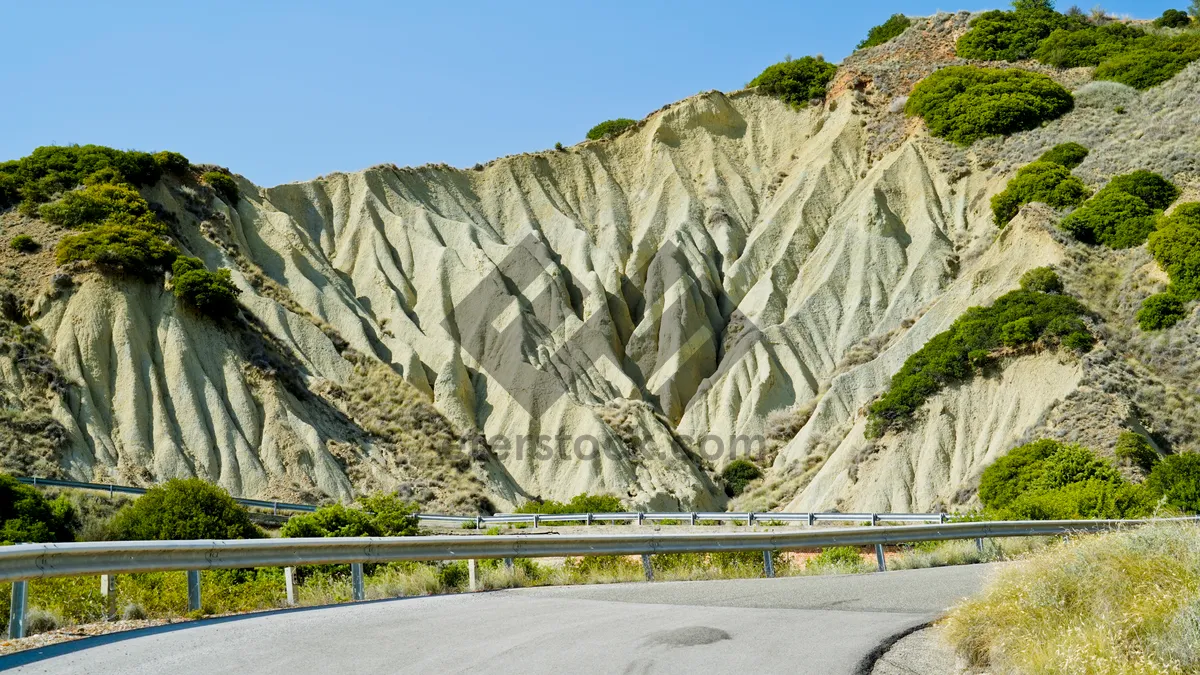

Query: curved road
1;564;997;674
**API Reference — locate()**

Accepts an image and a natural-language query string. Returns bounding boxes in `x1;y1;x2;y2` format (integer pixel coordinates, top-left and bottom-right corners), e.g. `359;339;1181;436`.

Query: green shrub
1034;22;1147;68
281;494;419;538
905;66;1073;146
979;439;1154;520
1036;142;1089;170
55;224;178;276
867;290;1093;436
1;474;77;544
172;258;241;318
956;3;1075;61
858;14;912;50
807;546;863;570
1156;8;1193;27
1147;203;1200;300
152;151;190;176
1092;33;1200;90
1019;267;1064;294
720;459;763;496
515;492;624;516
108;478;262;541
202;171;239;204
1146;453;1200;513
1060;183;1164;249
1114;432;1159;471
1137;292;1188;330
1103;171;1180;211
585;118;636;141
38;182;164;233
9;234;39;253
991;161;1090;226
748;56;837;107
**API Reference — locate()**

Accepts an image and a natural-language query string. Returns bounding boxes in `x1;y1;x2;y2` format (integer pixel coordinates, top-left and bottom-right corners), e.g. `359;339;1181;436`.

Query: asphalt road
0;563;998;675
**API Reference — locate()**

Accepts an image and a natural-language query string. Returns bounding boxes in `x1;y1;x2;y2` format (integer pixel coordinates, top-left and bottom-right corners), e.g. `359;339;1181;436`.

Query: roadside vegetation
944;522;1200;673
867;268;1094;437
1060;170;1180;248
957;0;1200;90
905;66;1073;146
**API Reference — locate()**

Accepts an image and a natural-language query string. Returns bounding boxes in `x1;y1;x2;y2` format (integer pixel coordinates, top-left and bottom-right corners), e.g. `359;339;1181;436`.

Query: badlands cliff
1;12;1198;513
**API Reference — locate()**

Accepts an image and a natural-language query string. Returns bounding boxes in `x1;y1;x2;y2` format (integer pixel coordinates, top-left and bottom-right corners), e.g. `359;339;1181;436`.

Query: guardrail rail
4;516;1193;640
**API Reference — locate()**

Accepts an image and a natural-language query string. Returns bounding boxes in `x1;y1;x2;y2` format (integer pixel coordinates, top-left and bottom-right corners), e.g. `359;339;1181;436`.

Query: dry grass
943;522;1200;674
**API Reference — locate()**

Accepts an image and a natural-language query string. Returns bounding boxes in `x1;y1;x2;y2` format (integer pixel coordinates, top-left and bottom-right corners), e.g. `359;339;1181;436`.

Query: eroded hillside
2;11;1198;513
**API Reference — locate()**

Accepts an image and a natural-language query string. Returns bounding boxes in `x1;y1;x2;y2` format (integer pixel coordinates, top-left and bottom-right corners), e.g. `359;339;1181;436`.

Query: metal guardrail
15;477;318;515
5;517;1194;639
15;476;948;527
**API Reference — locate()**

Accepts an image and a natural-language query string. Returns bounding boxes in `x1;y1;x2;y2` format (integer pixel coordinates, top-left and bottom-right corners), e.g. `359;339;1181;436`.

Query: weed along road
1;564;997;674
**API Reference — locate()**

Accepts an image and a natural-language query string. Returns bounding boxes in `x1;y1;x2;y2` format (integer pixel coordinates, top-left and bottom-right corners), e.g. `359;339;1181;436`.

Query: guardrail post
351;563;365;601
637;512;644;526
186;570;201;612
533;514;540;528
763;550;775;578
807;513;815;527
284;567;296;605
101;574;116;620
586;513;593;526
871;514;886;571
108;483;114;498
747;512;754;526
475;516;483;530
468;559;477;591
504;557;514;571
940;512;948;524
641;554;653;581
7;580;28;639
690;512;697;526
975;537;985;554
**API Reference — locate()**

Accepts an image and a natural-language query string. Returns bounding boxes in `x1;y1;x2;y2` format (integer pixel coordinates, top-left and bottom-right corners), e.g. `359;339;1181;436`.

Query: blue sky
0;1;1180;186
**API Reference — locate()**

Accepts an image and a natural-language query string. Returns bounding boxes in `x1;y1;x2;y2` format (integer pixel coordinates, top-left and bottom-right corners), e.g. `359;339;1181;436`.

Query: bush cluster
1138;203;1200;330
171;257;242;318
280;494;420;538
978;439;1154;519
867;275;1093;436
0;145;188;211
0;474;77;544
108;478;262;541
1060;171;1179;248
990;145;1091;226
56;225;178;277
515;492;624;516
748;56;837;108
720;459;763;496
857;14;912;50
1137;293;1188;330
957;1;1200;90
38;182;164;233
1144;453;1200;513
1155;8;1192;28
905;66;1073;146
1114;431;1159;472
585;118;637;141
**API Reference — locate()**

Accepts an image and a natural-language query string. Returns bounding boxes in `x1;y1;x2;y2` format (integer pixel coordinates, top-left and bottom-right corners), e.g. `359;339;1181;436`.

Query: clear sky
0;0;1181;186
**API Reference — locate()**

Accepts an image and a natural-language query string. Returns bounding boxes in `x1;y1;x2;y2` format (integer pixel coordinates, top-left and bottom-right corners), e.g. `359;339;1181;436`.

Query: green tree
56;224;179;277
108;478;262;541
956;5;1071;61
280;495;419;538
38;182;164;233
1155;8;1193;27
1147;203;1200;300
721;459;763;496
586;118;637;140
748;56;838;107
905;67;1073;146
991;161;1090;226
0;474;77;544
1060;189;1157;248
